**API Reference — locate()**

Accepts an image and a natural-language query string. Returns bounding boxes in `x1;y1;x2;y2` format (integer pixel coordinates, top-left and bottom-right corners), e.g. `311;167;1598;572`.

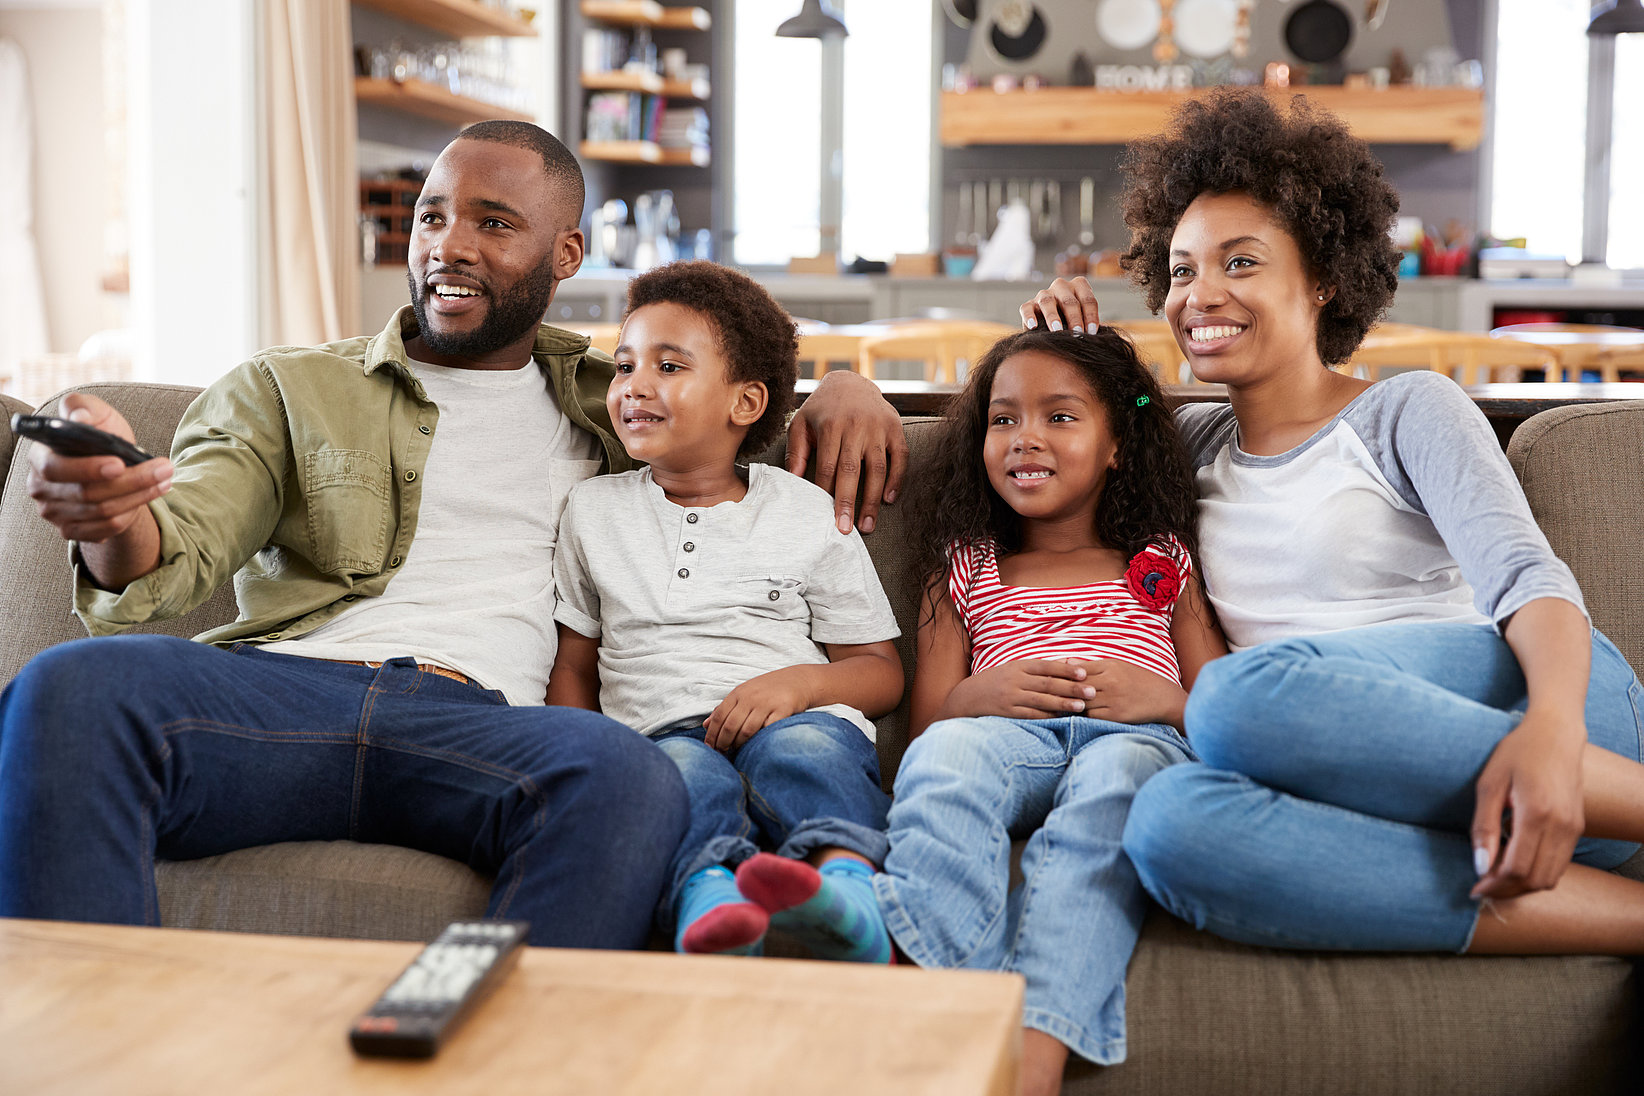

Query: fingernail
1473;846;1491;876
838;514;852;534
1071;700;1084;711
861;515;874;533
1025;316;1038;329
158;478;173;494
1071;324;1084;334
1048;320;1063;332
885;489;897;503
1083;687;1095;698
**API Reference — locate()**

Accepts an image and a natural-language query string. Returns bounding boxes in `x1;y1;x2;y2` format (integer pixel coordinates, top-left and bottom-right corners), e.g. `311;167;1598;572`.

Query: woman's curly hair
907;328;1201;615
625;260;799;456
1119;88;1402;366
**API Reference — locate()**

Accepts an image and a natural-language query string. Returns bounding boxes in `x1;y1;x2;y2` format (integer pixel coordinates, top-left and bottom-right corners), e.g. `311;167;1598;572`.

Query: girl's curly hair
1119;88;1402;366
907;328;1201;614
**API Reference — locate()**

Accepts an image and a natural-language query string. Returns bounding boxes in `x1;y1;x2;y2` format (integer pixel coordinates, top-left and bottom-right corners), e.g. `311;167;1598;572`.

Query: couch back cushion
1;393;34;490
0;384;241;685
1508;401;1644;677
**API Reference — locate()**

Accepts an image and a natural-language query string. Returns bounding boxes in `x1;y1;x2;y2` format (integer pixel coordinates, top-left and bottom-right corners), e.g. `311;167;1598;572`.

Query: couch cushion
156;840;490;941
1;393;33;491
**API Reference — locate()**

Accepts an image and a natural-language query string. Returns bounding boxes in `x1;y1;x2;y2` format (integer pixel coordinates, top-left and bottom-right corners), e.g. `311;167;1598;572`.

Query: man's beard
407;260;558;358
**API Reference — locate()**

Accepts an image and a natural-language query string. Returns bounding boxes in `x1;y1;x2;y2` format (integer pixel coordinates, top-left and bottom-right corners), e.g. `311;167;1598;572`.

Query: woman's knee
1184;641;1315;771
1121;765;1241;909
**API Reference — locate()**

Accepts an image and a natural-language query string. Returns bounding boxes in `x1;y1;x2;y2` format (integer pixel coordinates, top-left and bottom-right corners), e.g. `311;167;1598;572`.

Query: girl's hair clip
1135;395;1151;408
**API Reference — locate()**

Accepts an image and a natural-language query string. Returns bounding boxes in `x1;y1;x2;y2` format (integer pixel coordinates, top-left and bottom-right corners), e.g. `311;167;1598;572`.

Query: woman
1023;88;1644;958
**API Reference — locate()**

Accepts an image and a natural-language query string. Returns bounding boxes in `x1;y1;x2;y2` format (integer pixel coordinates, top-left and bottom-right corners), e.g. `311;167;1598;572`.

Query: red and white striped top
948;537;1192;685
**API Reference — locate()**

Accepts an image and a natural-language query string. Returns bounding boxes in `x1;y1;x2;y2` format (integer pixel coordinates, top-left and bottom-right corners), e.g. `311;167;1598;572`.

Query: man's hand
1470;708;1586;900
704;667;815;753
1066;658;1188;730
786;370;907;535
26;393;173;544
941;659;1096;722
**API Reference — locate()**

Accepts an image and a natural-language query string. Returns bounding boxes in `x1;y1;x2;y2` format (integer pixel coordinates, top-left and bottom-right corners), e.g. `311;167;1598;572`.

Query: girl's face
1163;190;1333;387
982;350;1119;528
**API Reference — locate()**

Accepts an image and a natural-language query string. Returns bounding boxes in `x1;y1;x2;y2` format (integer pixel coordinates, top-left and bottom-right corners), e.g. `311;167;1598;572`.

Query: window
732;1;933;266
1489;0;1642;267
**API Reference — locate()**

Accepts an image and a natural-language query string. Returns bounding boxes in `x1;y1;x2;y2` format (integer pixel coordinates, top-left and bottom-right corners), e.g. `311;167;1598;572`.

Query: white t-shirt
264;357;602;704
553;463;900;739
1176;371;1584;651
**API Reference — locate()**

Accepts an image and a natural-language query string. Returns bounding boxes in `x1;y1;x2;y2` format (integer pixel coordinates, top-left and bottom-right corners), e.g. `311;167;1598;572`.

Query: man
0;122;904;948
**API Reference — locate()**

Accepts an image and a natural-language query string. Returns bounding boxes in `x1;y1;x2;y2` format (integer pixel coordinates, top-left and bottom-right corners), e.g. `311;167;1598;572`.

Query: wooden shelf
580;140;708;166
940;86;1485;151
355;77;533;126
580;1;711;30
582;69;663;94
353;0;538;38
659;76;709;100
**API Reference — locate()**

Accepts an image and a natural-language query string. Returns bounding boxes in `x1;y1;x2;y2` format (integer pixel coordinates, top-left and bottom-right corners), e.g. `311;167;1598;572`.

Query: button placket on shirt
674;511;702;583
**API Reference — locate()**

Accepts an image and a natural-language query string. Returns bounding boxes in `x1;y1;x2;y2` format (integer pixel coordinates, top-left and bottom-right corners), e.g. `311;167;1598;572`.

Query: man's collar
362;304;594;375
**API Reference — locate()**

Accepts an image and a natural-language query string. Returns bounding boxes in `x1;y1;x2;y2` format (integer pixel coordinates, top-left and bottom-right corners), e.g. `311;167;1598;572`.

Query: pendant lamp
776;0;849;38
1589;0;1644;34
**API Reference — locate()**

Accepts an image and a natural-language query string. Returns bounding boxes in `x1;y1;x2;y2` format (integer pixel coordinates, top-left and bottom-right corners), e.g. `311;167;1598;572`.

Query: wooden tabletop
0;919;1022;1096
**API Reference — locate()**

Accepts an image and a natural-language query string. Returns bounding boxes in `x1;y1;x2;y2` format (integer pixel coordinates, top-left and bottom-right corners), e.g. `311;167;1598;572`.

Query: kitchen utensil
1283;0;1352;65
973;180;989;241
988;178;1004;236
1045;180;1061;244
1078;176;1095;248
955;183;973;245
1174;0;1237;57
987;0;1048;62
1364;0;1388;31
1095;0;1161;50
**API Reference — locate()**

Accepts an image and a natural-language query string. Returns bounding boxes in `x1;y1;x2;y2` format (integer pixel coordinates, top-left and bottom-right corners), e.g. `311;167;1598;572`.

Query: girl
1024;90;1644;973
871;327;1226;1096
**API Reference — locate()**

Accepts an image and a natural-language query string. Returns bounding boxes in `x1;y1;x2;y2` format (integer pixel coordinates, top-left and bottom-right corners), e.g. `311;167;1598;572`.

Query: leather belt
328;659;476;687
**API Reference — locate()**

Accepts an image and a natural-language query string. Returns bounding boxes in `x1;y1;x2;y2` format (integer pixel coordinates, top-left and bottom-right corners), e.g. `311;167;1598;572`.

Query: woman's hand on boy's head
786;370;907;535
1020;277;1102;335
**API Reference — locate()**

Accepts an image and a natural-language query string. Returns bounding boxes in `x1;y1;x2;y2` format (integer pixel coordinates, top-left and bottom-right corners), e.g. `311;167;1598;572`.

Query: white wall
0;4;114;356
125;0;259;386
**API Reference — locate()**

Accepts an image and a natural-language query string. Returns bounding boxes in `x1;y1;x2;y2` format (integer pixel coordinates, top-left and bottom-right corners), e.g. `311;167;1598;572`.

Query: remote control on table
348;920;529;1058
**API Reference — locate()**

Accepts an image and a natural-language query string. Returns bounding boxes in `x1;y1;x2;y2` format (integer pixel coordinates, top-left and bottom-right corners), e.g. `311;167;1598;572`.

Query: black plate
943;0;977;28
1284;0;1352;64
990;6;1048;61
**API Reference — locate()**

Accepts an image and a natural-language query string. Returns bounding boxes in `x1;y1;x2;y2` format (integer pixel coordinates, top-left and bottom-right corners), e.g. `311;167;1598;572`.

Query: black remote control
348;920;529;1058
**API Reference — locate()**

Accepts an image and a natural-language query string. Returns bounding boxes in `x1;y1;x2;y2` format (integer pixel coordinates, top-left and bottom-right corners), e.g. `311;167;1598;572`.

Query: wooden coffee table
0;919;1022;1095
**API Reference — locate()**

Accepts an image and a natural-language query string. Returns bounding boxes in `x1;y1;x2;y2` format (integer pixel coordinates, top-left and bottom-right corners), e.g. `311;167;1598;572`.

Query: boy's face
609;301;767;470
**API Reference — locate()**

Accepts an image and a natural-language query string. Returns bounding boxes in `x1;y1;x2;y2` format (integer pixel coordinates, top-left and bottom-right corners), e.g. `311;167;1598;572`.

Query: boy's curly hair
907;328;1201;613
1119;88;1402;366
624;260;799;456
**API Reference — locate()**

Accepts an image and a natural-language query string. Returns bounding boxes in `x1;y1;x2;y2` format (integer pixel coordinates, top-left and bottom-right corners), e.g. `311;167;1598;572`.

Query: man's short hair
458;120;586;225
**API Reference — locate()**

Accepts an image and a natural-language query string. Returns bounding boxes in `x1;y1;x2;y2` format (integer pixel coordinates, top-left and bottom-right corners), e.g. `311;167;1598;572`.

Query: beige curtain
263;0;358;347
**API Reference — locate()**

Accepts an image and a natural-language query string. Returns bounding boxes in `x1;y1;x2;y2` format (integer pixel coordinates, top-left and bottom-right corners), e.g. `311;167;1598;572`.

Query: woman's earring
1317;294;1327;301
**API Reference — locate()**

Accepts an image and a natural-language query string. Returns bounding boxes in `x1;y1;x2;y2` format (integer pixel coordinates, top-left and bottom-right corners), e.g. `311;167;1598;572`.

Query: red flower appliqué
1125;549;1182;611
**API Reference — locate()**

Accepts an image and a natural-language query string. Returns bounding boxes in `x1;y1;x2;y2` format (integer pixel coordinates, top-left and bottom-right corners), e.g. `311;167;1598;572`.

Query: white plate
1095;0;1162;51
1174;0;1238;58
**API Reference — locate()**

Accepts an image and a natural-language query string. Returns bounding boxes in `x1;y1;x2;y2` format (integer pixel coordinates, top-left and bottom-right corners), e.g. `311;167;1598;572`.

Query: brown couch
3;383;1642;1094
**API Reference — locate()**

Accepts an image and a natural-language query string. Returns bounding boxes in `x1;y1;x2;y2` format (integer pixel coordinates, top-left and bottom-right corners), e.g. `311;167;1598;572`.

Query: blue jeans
0;636;689;949
652;711;890;922
1124;622;1644;953
874;715;1194;1065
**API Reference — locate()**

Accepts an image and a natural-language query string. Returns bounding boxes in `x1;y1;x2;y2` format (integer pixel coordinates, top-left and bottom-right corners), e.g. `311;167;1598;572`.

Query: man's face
406;139;584;366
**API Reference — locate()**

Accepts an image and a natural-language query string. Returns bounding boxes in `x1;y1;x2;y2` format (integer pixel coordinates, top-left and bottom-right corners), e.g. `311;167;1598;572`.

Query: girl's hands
1470;707;1586;900
704;668;813;752
1019;276;1103;334
941;660;1096;722
1067;658;1189;731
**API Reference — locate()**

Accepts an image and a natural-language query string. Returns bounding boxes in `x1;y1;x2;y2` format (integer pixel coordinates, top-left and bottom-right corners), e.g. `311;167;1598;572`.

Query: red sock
679;901;768;955
734;852;823;913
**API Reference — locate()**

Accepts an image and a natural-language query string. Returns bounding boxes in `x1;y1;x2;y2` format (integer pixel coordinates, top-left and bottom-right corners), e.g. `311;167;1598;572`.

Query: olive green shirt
74;306;631;645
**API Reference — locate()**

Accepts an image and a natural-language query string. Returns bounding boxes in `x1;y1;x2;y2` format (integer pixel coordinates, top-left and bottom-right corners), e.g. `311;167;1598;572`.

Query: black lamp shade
776;0;849;38
1589;0;1644;34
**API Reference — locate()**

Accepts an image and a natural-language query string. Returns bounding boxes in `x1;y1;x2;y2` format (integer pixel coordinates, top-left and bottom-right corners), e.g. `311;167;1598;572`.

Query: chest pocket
738;575;808;623
303;449;390;574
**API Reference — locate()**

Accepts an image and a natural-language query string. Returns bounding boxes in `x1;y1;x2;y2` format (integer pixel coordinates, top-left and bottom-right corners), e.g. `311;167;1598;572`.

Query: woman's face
1163;191;1332;387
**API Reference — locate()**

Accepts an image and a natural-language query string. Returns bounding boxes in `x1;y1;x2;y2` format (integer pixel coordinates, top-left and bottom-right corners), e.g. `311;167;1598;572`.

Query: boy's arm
701;640;903;753
545;624;602;711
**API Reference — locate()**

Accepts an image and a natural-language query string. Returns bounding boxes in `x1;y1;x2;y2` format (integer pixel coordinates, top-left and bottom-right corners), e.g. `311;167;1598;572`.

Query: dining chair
1488;323;1644;383
1112;319;1186;384
568;322;622;357
856;321;1017;383
1349;327;1559;385
795;332;868;379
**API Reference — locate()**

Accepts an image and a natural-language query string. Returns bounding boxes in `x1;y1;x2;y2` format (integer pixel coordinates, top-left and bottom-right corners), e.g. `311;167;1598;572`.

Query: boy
547;261;903;960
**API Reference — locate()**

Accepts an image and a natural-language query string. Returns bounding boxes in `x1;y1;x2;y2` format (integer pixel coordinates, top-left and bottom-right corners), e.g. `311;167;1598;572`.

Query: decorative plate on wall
1283;0;1353;64
988;0;1050;62
1094;0;1162;51
943;0;978;29
1173;0;1237;58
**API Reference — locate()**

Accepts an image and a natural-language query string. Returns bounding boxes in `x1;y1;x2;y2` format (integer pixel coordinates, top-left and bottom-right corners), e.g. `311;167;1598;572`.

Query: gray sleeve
1173;401;1238;471
1344;372;1585;626
551;485;602;638
807;523;901;646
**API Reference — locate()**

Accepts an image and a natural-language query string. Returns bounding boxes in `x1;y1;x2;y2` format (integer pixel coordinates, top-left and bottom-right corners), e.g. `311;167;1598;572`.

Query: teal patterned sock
675;865;768;956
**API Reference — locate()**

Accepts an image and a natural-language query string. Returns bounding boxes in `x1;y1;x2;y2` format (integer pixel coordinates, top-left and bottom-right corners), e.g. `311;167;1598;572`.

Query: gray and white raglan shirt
1175;371;1585;651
